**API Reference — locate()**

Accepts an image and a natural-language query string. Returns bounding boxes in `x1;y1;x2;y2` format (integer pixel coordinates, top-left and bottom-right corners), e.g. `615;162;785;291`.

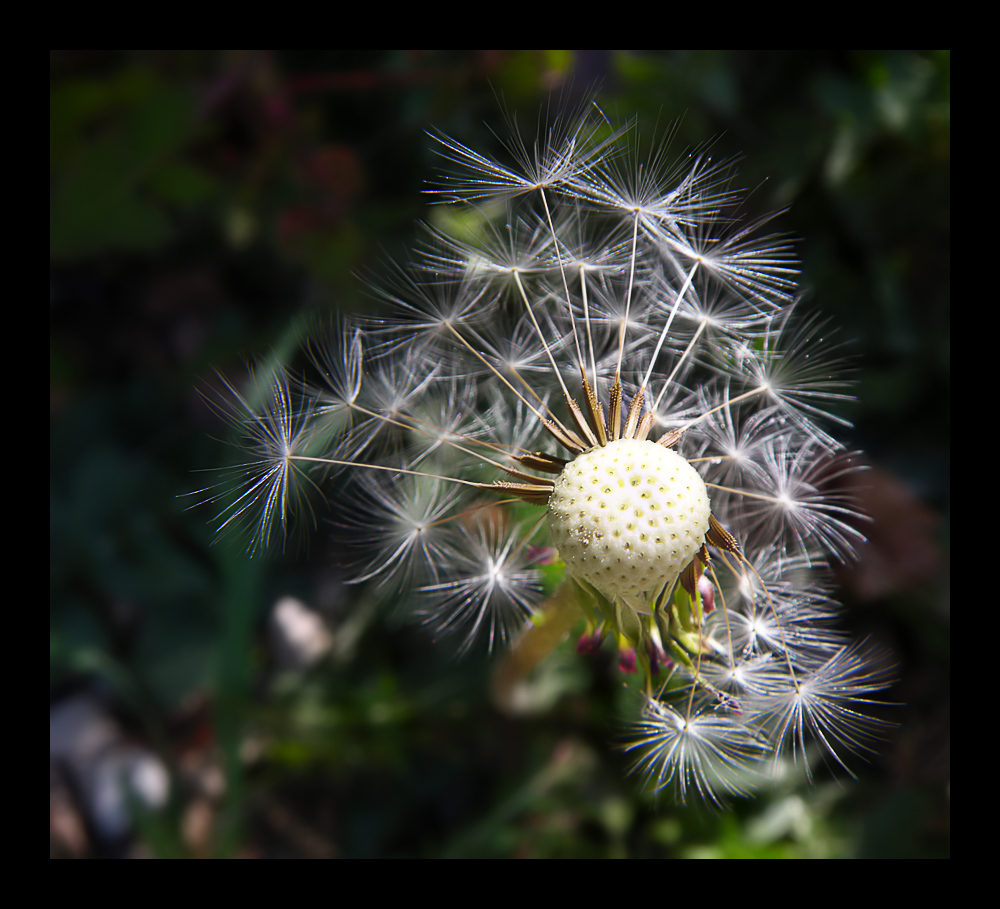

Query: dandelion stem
580;264;599;393
676;384;769;433
538;186;586;378
645;260;700;395
615;211;641;380
443;320;579;447
512;269;574;404
653;317;707;415
287;455;491;490
491;580;585;714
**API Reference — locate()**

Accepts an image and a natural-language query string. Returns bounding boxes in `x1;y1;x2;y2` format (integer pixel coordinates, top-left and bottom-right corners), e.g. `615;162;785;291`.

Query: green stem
491;581;584;713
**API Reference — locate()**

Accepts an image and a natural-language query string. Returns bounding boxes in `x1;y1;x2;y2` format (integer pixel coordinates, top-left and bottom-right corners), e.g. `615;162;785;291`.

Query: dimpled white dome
547;439;711;613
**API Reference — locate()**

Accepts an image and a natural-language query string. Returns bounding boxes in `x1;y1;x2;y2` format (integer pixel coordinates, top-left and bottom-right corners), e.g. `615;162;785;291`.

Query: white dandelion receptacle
547;439;710;613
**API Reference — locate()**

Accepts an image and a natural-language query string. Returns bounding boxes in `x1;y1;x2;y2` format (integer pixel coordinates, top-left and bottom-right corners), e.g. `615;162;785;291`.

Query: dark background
50;50;948;858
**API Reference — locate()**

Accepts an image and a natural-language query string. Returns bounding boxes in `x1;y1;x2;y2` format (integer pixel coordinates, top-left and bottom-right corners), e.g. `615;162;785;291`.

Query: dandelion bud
527;546;559;566
617;640;637;675
646;637;671;676
697;574;715;614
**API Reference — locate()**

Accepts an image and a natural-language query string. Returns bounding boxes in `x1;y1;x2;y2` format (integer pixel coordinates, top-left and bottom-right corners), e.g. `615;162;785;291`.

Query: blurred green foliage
50;51;948;858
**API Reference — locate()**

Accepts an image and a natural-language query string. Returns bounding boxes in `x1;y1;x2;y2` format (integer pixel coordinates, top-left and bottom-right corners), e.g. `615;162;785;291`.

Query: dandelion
203;98;895;806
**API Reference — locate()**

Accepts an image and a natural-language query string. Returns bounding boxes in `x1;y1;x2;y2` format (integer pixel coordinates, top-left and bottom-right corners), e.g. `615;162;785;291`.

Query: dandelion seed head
200;96;896;804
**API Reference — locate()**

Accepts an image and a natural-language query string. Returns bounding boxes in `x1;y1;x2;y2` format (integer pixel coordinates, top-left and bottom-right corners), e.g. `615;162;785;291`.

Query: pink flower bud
646;639;671;675
527;546;559;565
698;574;715;613
618;646;637;674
